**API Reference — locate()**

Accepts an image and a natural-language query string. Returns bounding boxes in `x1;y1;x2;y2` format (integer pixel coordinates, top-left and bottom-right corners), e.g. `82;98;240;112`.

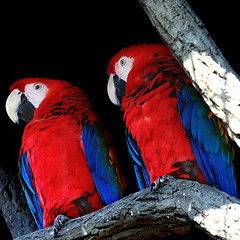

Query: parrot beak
6;89;36;124
107;74;126;106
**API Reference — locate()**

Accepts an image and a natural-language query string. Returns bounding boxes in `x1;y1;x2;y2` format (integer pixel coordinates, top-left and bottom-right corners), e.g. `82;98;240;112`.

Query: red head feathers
6;78;126;231
7;78;95;123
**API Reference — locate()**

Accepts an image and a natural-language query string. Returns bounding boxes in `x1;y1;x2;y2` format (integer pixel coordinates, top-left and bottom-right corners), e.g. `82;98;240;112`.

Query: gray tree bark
4;1;240;240
139;0;240;147
13;179;240;240
0;166;37;238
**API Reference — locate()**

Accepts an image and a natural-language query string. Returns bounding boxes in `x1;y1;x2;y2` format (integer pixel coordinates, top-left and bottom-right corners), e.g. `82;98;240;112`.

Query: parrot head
5;78;79;124
107;44;185;106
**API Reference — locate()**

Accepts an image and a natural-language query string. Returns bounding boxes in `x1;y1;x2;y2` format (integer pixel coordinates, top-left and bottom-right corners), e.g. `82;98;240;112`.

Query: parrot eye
34;84;42;90
120;59;126;66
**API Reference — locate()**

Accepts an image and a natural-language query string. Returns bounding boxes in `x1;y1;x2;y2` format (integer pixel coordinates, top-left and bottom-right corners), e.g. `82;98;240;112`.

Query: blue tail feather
177;87;238;197
19;153;43;229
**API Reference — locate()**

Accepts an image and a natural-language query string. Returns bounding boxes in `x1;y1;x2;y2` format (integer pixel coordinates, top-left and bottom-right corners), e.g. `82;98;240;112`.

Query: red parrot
107;44;239;197
5;78;125;233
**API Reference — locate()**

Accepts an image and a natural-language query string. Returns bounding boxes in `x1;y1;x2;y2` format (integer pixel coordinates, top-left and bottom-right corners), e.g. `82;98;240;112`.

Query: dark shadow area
1;0;239;238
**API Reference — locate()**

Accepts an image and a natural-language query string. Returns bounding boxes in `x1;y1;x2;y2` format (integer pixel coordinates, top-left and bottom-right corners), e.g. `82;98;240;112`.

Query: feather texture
107;44;239;197
177;84;237;196
9;78;125;228
81;123;124;205
125;129;150;190
19;153;43;229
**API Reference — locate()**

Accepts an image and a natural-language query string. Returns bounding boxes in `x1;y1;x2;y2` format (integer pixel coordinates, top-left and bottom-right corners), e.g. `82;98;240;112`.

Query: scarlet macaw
107;44;238;197
6;78;125;233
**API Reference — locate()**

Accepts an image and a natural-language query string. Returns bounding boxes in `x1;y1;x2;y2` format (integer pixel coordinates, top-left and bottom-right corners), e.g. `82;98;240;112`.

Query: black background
1;0;240;195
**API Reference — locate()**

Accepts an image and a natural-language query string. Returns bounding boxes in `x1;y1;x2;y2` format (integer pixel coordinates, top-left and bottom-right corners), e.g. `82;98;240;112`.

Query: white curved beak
107;74;121;106
5;89;21;123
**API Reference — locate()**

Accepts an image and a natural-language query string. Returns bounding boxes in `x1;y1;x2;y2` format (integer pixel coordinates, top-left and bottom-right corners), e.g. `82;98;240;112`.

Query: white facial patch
24;83;48;108
115;56;134;82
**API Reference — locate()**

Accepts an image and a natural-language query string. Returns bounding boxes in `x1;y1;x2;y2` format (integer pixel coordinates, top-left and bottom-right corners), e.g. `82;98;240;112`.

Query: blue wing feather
177;86;237;197
125;128;151;190
19;153;43;229
81;122;123;206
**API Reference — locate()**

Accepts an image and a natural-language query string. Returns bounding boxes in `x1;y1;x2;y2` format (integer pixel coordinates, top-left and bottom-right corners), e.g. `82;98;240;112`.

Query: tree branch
0;166;37;238
139;0;240;147
9;2;240;239
14;179;240;240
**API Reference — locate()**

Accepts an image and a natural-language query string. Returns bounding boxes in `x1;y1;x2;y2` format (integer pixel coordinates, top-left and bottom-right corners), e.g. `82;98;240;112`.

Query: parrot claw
151;175;176;193
53;214;70;237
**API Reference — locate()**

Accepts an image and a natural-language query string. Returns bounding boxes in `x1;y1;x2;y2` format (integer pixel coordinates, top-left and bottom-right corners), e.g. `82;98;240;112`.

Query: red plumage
10;78;125;228
22;117;103;227
108;44;206;185
20;79;101;227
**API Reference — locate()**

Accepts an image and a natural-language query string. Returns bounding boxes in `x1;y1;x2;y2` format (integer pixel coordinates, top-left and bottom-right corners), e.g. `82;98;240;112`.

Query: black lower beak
18;93;36;122
113;74;126;103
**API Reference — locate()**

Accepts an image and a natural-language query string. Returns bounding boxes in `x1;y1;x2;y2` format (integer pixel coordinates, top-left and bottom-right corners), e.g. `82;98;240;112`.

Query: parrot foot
151;175;176;193
53;214;70;237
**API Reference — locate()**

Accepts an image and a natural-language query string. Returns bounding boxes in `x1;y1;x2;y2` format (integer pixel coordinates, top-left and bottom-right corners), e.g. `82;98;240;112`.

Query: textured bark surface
139;0;240;147
0;166;37;239
4;1;240;240
14;179;240;240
